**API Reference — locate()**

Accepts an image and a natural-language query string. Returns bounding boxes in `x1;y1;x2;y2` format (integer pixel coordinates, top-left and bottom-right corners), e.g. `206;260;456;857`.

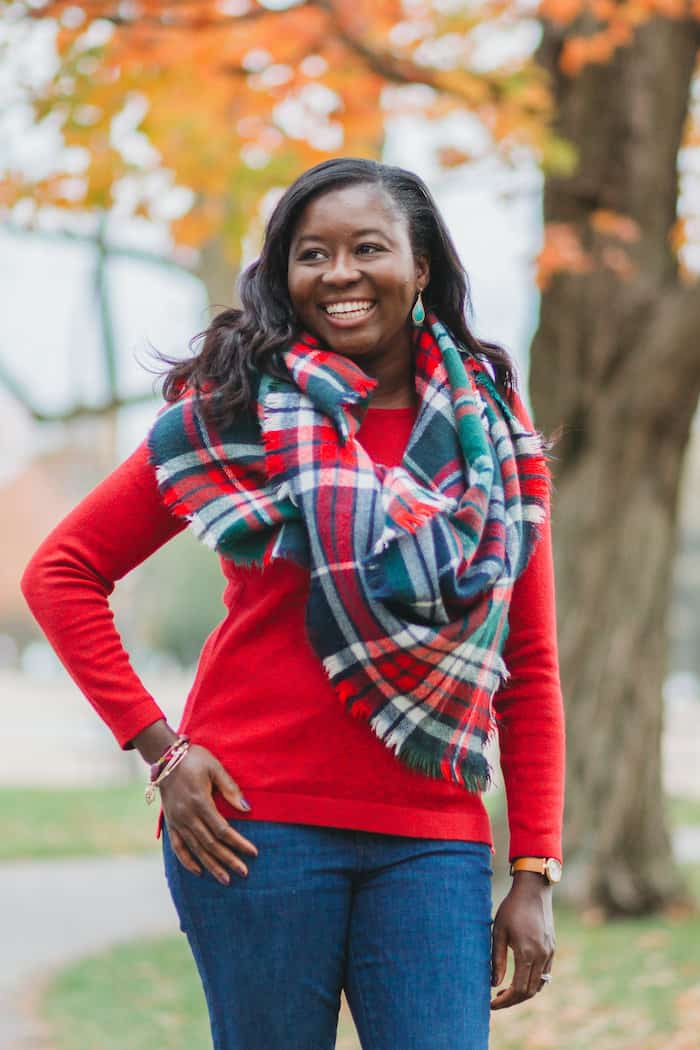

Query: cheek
373;267;412;303
288;275;310;314
388;277;415;310
297;298;317;321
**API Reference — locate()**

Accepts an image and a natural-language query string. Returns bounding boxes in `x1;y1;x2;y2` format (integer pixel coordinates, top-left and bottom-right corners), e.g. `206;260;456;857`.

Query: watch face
546;859;563;884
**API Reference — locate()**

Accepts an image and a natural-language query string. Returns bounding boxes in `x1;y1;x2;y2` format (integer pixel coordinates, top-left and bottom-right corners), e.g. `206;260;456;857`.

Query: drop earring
411;291;425;326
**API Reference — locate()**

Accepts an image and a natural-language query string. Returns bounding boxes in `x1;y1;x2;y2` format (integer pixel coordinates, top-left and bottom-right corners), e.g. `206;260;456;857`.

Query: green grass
668;795;700;828
41;869;700;1050
42;936;212;1050
0;783;158;860
41;931;365;1050
492;869;700;1050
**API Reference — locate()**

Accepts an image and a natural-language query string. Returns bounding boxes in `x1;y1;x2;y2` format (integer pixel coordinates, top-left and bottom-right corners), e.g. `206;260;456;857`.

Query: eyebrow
295;228;390;244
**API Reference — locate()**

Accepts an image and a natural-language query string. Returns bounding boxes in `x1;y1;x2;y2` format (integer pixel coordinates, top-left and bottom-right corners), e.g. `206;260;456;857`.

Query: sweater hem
209;789;496;848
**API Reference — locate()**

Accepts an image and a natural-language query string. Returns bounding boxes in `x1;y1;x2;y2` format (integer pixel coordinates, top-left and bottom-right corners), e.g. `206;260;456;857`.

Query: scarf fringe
390;734;492;793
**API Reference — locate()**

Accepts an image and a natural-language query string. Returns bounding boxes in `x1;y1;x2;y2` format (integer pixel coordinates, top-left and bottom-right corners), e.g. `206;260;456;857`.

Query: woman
22;157;565;1050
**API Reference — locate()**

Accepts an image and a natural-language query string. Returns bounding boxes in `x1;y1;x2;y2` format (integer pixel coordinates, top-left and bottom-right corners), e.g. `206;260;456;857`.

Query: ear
415;254;430;291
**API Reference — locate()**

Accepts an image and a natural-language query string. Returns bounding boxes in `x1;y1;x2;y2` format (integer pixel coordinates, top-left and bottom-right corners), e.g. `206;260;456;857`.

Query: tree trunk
530;14;700;913
196;236;240;314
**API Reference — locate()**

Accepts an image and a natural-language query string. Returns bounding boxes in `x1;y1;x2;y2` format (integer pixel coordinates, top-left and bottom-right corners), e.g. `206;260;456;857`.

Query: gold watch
509;857;563;884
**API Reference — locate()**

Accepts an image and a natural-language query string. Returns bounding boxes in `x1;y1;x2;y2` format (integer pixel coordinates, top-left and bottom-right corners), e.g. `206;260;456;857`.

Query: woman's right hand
159;744;259;884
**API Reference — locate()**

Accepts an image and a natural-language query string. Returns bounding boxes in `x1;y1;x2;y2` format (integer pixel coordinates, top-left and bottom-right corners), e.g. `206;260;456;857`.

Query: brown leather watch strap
510;857;547;876
510;857;563;883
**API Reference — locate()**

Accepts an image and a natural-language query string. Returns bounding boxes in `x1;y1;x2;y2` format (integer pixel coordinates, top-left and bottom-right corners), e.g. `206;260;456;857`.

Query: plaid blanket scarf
148;315;549;791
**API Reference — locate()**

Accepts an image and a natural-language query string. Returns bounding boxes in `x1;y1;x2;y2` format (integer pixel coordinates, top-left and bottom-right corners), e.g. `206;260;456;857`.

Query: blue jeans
163;821;492;1050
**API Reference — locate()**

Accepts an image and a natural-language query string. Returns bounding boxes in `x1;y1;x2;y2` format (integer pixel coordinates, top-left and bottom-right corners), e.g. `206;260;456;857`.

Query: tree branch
1;221;194;274
0;349;158;423
28;392;159;423
308;0;522;110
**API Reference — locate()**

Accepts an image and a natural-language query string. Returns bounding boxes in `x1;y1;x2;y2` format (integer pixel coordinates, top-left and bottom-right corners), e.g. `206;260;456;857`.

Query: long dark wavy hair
161;158;516;424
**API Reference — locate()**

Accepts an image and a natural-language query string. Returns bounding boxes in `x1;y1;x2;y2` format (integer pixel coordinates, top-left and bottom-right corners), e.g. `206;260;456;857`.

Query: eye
297;248;326;261
356;243;384;255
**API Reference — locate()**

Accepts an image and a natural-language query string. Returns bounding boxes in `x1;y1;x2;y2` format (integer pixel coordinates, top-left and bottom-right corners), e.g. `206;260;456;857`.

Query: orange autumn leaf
601;245;636;280
560;30;622;76
650;0;688;18
589;0;617;20
538;0;585;24
668;217;688;254
590;209;641;242
536;222;593;289
436;147;472;168
172;207;222;249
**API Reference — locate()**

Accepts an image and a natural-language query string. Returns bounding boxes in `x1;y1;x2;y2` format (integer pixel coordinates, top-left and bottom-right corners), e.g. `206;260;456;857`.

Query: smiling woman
159;157;515;422
286;184;428;406
22;158;565;1050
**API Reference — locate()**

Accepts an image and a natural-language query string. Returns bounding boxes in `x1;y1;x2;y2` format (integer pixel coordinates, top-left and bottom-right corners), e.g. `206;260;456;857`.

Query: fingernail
218;873;230;886
239;796;251;812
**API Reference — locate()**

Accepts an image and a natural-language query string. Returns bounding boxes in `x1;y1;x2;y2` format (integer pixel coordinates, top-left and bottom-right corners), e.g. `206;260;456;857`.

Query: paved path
0;853;178;1049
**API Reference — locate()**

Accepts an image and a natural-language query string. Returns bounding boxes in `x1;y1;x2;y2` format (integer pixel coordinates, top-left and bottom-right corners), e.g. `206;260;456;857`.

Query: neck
371;385;416;408
357;333;416;409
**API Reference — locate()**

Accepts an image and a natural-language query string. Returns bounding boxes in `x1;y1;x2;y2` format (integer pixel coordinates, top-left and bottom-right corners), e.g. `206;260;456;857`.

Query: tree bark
196;236;240;315
530;14;700;914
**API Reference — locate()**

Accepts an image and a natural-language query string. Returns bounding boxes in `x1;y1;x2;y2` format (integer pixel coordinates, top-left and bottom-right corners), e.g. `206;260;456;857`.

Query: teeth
323;301;374;316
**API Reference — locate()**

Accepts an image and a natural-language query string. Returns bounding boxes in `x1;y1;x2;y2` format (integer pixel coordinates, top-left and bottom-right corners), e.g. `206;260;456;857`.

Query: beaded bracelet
149;735;189;778
145;735;191;805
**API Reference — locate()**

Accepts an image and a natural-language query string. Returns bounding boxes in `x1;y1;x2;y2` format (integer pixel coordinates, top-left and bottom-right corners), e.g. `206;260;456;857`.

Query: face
287;183;429;362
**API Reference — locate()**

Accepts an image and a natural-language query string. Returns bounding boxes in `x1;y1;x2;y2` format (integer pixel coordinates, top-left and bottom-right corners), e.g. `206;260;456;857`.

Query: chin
321;329;378;357
327;341;374;357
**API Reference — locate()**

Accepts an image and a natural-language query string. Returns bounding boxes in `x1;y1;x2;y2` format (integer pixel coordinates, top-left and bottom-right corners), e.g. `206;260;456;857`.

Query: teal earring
411;291;426;326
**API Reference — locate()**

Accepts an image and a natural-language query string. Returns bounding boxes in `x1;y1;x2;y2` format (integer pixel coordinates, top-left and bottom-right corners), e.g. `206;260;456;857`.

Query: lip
318;301;377;327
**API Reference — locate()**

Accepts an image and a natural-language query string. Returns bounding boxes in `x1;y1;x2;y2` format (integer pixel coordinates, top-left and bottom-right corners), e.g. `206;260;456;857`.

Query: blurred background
1;2;699;1048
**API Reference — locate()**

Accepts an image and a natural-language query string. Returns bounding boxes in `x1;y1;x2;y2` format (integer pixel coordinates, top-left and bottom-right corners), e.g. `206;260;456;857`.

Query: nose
320;252;361;286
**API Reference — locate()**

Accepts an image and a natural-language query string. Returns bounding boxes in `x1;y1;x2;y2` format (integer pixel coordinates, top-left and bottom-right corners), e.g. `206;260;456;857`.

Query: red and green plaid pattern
149;316;549;790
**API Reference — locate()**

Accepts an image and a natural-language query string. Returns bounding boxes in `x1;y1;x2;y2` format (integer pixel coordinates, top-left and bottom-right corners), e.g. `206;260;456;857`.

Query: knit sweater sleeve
493;393;565;863
20;441;186;748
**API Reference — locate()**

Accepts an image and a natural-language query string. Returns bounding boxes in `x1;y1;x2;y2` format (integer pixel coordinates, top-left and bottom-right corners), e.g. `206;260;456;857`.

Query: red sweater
21;404;565;861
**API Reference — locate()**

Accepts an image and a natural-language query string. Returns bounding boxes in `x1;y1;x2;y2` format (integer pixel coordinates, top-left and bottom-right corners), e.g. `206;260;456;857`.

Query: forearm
130;719;181;764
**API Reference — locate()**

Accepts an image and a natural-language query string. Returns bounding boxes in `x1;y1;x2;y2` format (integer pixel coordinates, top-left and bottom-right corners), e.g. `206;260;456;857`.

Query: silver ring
540;973;552;984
